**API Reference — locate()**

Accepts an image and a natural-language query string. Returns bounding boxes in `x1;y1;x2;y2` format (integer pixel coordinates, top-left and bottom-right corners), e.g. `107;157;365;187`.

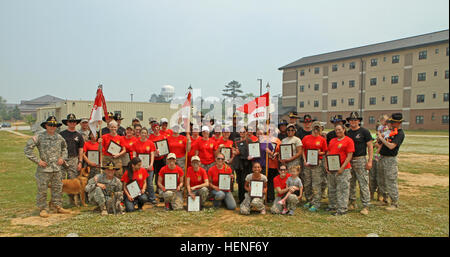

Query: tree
24;114;36;126
222;80;245;100
10;105;21;120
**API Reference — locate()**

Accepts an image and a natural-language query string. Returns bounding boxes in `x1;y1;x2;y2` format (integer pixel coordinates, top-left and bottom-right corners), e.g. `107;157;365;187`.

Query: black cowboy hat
40;116;62;129
278;119;288;128
102;112;114;122
62;113;82;126
346;111;363;122
387;113;404;123
101;161;120;170
114;113;124;121
330;114;346;124
300;114;317;123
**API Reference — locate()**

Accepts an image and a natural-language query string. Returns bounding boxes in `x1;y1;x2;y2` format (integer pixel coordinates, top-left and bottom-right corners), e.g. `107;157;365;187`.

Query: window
314;100;319;107
349;62;356;69
332;64;338;72
392;55;400;63
371;58;378;66
434;71;438;77
348;98;355;106
370;78;377;86
300;70;305;76
445;70;449;79
391;96;398;104
136;111;143;121
447;47;449;56
433;93;437;99
416;116;424;124
349;80;355;88
417;94;425;103
391;75;399;84
435;48;439;54
331;99;337;107
418;72;426;81
444;93;449;102
299;101;304;108
419;50;427;60
300;85;304;92
314;67;320;74
314;84;319;91
369;97;376;105
443;115;449;124
331;82;338;89
369;116;375;124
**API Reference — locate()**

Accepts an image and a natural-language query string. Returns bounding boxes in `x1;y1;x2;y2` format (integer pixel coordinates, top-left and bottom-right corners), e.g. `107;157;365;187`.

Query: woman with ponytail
121;157;149;212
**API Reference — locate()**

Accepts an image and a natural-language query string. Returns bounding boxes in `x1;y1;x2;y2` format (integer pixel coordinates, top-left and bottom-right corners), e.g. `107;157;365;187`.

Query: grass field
0;130;448;237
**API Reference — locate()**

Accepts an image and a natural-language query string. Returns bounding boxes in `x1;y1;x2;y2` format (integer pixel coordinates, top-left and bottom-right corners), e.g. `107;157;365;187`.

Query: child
278;165;303;215
375;114;391;158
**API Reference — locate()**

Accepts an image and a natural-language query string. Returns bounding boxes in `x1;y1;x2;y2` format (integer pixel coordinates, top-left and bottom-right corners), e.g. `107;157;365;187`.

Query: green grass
0;130;448;237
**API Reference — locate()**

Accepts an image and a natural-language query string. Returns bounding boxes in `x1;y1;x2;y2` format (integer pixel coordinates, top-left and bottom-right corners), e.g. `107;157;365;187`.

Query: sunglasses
280;168;287;171
216;158;224;161
47;124;58;127
287;129;295;132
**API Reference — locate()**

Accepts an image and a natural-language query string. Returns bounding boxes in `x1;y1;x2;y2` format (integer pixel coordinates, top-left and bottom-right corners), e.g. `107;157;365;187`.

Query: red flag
181;92;192;132
89;87;108;135
237;92;270;122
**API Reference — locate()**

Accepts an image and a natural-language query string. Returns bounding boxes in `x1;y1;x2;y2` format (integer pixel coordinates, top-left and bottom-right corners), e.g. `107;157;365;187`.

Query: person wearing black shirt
377;113;405;211
345;112;373;215
326;115;346;144
296;114;315;140
277;119;288;141
232;127;255;203
114;113;126;136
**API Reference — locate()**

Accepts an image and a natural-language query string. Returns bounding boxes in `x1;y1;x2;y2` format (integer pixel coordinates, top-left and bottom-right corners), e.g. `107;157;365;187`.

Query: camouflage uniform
240;193;266;215
270;195;299;214
159;189;184;210
102;155;123;179
369;158;380;197
327;169;351;213
349;156;370;208
320;159;328;197
378;156;399;205
61;157;79;179
191;187;209;206
176;157;186;172
78;128;90;142
85;173;124;214
24;131;68;211
303;159;324;207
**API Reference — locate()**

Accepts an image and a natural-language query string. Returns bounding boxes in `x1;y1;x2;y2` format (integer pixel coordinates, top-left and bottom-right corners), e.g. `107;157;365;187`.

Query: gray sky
0;0;448;104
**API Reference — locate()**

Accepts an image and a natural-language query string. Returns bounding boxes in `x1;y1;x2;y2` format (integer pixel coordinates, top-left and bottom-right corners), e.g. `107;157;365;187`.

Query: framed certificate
218;174;231;191
87;150;99;165
126;181;141;199
164;173;178;191
138;153;150;169
250;180;264;198
306;149;319;166
107;140;122;155
220;147;232;162
326;154;341;172
187;195;200;212
280;144;293;160
155;139;170;156
248;142;261;158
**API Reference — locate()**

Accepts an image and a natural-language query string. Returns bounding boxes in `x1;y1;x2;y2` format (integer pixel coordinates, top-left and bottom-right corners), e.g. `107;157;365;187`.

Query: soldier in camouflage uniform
85;161;124;215
24;116;72;218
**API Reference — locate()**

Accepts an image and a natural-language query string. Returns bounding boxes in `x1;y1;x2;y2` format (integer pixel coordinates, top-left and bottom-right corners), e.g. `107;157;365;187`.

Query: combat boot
360;207;369;215
348;202;357;211
56;206;72;214
386;203;398;211
40;209;50;218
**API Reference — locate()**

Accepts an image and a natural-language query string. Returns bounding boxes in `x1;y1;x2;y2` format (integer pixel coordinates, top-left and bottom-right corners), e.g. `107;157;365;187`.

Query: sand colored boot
360;207;369;215
56;206;72;214
40;209;50;218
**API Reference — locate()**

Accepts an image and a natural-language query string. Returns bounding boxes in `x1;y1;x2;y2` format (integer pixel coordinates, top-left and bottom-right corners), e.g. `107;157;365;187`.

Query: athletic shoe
303;202;311;208
308;206;318;212
281;208;288;215
288;210;295;216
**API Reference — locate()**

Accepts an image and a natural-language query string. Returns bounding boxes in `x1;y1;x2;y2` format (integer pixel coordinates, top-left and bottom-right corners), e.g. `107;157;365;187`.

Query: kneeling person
157;153;184;211
186;156;209;208
240;162;268;215
271;165;302;215
122;157;149;212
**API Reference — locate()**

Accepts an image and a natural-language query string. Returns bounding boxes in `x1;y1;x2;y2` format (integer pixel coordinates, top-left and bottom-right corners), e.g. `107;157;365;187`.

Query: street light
257;79;262;96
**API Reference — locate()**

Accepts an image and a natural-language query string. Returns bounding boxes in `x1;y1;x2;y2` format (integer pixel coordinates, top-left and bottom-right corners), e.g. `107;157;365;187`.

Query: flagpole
184;85;193;200
265;83;270;203
98;84;104;172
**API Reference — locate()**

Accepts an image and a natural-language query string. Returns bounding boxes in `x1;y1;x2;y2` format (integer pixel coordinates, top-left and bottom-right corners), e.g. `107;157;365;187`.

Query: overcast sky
0;0;448;104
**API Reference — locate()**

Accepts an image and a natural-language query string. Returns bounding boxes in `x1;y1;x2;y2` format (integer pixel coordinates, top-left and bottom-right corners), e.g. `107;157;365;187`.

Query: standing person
134;124;142;139
132;118;141;128
101;112;115;135
254;128;274;173
157;153;184;211
326;115;346;145
325;124;355;216
301;121;328;212
372;114;390;202
149;122;167;196
122;157;149;212
24;116;72;217
229;113;240;142
208;154;236;210
288;112;302;132
267;126;281;203
232;127;255;203
186;156;209;208
78;118;91;142
277;119;288;141
132;127;157;204
85;161;124;215
377;113;405;211
114;113;126;136
167;124;191;171
210;125;222;144
296;114;315;140
187;125;202;168
194;126;217;172
121;126;137;169
346;112;374;215
159;118;173;137
239;162;268;215
82;131;101;180
100;120;126;179
279;124;303;170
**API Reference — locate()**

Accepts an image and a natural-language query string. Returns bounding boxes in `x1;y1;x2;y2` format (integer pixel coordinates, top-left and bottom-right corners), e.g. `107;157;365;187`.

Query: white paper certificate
126;181;141;199
187;196;200;212
138;153;150;169
164;173;178;190
218;174;231;191
220;147;232;162
107;140;122;155
307;149;319;166
87;150;99;165
280;144;293;160
250;180;264;198
156;139;170;156
248;142;261;158
326;154;341;172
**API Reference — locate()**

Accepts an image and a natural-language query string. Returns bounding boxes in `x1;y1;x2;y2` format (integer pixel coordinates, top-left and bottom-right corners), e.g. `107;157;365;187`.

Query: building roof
279;29;449;70
21;94;64;105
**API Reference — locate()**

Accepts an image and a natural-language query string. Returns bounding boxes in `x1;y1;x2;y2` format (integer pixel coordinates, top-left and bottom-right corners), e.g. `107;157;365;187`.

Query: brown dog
50;167;90;208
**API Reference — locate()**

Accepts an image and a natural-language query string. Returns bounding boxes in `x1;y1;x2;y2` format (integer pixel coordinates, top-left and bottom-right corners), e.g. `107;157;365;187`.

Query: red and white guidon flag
237;92;270;122
180;91;192;132
89;87;108;135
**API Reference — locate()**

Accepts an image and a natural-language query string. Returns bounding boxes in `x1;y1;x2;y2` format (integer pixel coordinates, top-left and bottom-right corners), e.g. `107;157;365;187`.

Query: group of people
24;110;405;218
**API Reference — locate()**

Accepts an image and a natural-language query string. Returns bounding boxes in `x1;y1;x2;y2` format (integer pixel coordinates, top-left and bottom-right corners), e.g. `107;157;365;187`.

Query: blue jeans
145;170;156;201
210;189;236;210
124;194;149;212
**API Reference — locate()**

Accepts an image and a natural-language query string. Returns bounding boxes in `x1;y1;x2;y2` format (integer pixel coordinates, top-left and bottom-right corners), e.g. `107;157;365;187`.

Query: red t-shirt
83;141;99;152
102;134;124;156
187;136;202;167
186;166;208;188
210;135;222;145
121;167;149;189
194;138;217;165
159;165;184;188
160;129;173;137
268;137;281;169
167;135;187;158
327;136;355;169
273;173;291;197
133;139;156;156
122;136;138;160
214;137;233;150
302;135;328;160
249;135;259;142
207;165;233;192
149;133;167;160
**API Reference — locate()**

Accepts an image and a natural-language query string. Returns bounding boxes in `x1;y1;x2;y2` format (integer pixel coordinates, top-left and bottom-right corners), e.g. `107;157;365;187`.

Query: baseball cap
191;156;201;162
201;126;210;132
192;125;200;132
160;118;169;124
167;153;177;160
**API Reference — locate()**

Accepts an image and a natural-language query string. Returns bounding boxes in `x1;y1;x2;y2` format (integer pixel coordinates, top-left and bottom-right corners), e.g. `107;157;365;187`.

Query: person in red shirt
207;153;236;210
186;156;209;208
210;125;222;144
194;126;217;171
301;121;328;212
167;124;191;171
82;131;101;180
325;124;355;216
187;125;202;168
149;123;167;197
159;118;173;137
270;165;300;214
214;127;234;164
134;124;142;139
157;153;184;211
100;120;126;178
133;127;157;204
122;157;149;212
122;126;137;168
